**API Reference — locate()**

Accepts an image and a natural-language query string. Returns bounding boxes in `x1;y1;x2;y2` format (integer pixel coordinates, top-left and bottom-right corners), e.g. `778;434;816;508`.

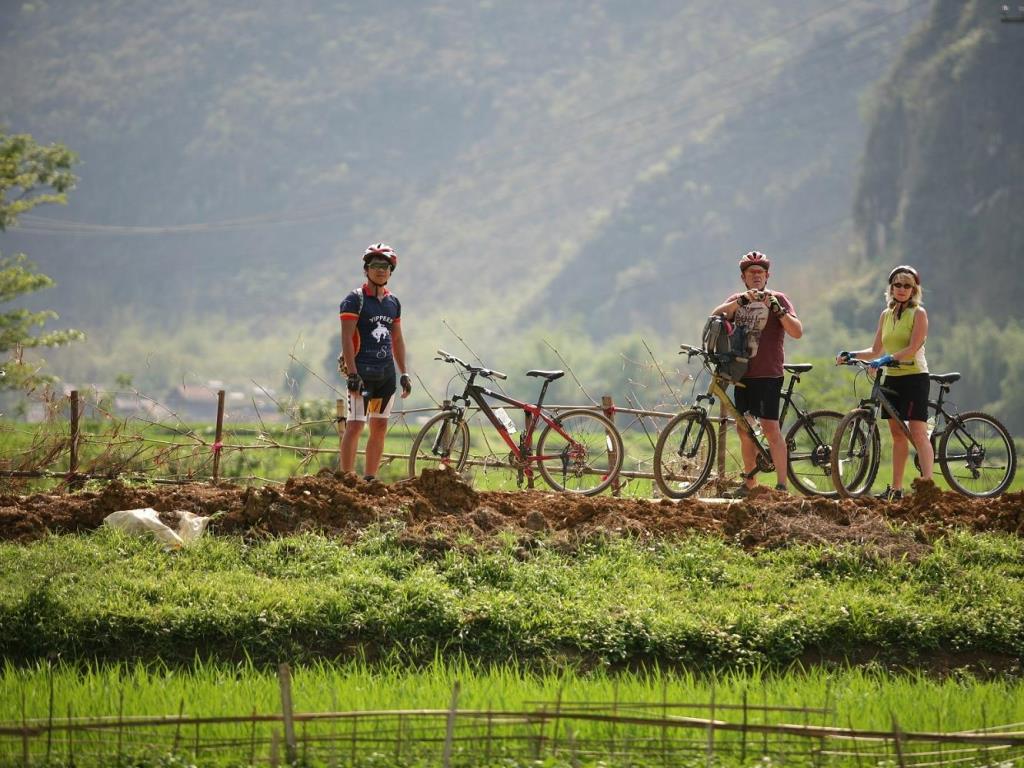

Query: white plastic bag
103;508;209;549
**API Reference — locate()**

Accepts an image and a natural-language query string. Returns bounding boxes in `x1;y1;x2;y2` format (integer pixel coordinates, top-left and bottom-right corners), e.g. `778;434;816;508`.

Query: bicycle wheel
408;412;470;478
653;410;716;499
536;408;624;496
938;411;1017;497
830;409;881;498
785;409;843;498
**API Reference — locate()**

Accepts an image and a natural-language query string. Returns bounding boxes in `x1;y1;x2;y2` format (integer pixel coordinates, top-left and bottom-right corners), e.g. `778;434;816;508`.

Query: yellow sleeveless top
881;306;927;376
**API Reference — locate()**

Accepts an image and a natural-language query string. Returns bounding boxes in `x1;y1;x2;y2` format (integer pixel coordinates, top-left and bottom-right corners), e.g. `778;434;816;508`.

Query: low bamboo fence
3;666;1023;768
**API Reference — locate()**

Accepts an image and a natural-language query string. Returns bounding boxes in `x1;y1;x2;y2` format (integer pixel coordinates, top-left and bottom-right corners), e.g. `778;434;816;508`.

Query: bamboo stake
212;390;225;482
68;390;80;481
443;681;460;768
602;395;622;497
278;664;297;765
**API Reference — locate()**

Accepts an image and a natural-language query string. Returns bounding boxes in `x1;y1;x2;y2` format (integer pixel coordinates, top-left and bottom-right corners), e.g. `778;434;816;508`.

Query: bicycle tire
408;411;471;478
938;410;1017;497
535;408;624;495
830;409;881;498
785;409;843;498
653;410;716;499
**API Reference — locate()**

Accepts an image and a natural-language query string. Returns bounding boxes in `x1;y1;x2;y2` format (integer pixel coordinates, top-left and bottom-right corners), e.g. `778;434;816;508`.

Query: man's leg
340;419;364;473
735;424;758;488
364;417;389;478
761;418;787;488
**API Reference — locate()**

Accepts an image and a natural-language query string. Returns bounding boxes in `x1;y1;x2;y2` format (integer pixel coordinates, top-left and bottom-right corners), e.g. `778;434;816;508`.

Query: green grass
3;660;1024;731
1;530;1022;669
2;660;1024;768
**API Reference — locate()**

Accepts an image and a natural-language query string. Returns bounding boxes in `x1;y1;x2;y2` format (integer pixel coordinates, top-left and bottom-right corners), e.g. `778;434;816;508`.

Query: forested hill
853;0;1024;323
0;1;941;397
524;9;906;339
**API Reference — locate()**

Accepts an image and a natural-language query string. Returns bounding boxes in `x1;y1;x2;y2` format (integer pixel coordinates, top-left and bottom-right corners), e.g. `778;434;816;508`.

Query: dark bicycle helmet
887;264;919;285
363;243;398;271
739;251;770;272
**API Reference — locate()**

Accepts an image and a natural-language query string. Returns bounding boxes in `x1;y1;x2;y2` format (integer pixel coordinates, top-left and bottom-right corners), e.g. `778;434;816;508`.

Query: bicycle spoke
830;410;880;497
938;412;1017;497
786;409;842;498
653;411;715;499
536;409;623;495
408;413;470;478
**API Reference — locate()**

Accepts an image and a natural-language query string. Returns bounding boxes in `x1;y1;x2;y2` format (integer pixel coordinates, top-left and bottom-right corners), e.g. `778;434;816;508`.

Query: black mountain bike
831;360;1017;498
653;344;844;499
408;350;624;496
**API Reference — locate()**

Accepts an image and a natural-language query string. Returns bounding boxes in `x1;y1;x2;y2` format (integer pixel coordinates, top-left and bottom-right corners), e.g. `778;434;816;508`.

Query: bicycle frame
445;367;579;479
847;363;912;439
690;355;810;479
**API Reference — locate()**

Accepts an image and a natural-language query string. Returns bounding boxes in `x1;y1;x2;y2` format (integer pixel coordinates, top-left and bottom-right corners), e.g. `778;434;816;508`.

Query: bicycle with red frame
408;350;624;495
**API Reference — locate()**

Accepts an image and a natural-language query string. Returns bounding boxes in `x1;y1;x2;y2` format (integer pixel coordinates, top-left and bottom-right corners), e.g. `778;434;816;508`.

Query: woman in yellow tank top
835;266;933;500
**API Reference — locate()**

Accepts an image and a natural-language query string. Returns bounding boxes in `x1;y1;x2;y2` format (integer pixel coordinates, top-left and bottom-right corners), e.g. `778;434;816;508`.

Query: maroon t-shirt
725;291;796;378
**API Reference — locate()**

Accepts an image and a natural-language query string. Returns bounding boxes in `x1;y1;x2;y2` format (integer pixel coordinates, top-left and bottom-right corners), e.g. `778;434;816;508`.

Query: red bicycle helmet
887;265;919;285
739;251;770;272
363;243;398;270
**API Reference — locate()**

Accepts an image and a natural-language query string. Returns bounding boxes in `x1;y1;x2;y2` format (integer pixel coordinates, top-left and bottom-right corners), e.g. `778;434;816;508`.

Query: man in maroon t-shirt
710;251;803;496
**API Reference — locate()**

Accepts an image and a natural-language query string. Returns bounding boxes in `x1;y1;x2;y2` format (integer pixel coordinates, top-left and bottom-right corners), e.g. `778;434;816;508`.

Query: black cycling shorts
881;372;930;422
348;374;397;422
734;376;783;421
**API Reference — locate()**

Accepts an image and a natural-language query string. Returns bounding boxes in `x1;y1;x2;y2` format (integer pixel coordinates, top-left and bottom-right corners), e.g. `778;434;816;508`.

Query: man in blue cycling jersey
339;243;411;481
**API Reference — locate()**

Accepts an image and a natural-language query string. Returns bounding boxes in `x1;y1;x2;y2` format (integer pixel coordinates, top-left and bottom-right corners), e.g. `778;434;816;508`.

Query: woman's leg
908;420;934;480
888;418;909;490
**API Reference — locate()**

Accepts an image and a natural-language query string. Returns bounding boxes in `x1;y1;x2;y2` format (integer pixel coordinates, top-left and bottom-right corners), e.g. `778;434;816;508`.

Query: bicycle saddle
929;372;961;384
526;370;565;381
783;363;813;373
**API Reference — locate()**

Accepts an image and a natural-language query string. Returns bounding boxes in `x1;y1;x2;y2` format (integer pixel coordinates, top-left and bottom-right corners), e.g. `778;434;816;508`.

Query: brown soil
1;471;1021;557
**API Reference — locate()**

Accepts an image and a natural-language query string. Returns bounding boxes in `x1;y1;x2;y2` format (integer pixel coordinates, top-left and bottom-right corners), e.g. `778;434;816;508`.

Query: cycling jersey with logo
339;284;402;378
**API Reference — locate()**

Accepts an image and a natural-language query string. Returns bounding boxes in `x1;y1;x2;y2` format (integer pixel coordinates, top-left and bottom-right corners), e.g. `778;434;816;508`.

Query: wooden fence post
891;718;907;768
68;390;80;481
278;663;297;766
212;390;225;482
601;396;621;497
443;680;460;768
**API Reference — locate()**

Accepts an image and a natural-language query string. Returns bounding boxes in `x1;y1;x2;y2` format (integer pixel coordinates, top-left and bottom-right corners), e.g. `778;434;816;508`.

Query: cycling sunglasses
366;261;392;270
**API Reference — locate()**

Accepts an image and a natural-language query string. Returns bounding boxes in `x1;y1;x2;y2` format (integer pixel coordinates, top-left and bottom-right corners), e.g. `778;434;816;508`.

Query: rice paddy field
1;524;1023;765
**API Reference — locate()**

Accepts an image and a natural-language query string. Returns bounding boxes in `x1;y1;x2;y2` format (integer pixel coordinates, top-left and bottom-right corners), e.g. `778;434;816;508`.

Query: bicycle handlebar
435;349;508;380
838;357;903;369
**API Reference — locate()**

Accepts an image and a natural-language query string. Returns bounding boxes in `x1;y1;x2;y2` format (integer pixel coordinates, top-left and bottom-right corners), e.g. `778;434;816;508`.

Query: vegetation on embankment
1;528;1021;672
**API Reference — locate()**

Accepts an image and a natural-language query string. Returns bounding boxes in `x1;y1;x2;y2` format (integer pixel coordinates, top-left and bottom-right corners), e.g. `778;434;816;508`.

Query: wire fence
3;667;1023;768
0;378;749;498
0;330;772;499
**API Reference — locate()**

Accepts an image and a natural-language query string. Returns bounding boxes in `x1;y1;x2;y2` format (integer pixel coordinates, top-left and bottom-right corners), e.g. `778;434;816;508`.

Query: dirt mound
0;471;1020;557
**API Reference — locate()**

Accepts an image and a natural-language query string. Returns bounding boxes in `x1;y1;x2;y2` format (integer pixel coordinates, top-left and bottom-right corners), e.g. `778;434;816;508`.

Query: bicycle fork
675;410;711;459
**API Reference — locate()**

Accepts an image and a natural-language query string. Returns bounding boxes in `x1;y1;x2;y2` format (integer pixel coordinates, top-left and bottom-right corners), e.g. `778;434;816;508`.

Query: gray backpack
702;314;749;381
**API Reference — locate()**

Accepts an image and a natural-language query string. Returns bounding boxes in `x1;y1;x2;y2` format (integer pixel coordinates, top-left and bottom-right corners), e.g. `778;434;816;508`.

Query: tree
0;130;83;389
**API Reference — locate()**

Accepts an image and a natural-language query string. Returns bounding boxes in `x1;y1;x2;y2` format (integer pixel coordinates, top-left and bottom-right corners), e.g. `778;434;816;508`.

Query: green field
3;529;1023;669
2;523;1024;765
3;660;1024;768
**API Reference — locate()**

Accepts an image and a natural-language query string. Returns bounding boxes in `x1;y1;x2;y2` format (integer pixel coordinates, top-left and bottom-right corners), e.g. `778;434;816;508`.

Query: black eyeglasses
891;282;915;290
367;262;391;270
